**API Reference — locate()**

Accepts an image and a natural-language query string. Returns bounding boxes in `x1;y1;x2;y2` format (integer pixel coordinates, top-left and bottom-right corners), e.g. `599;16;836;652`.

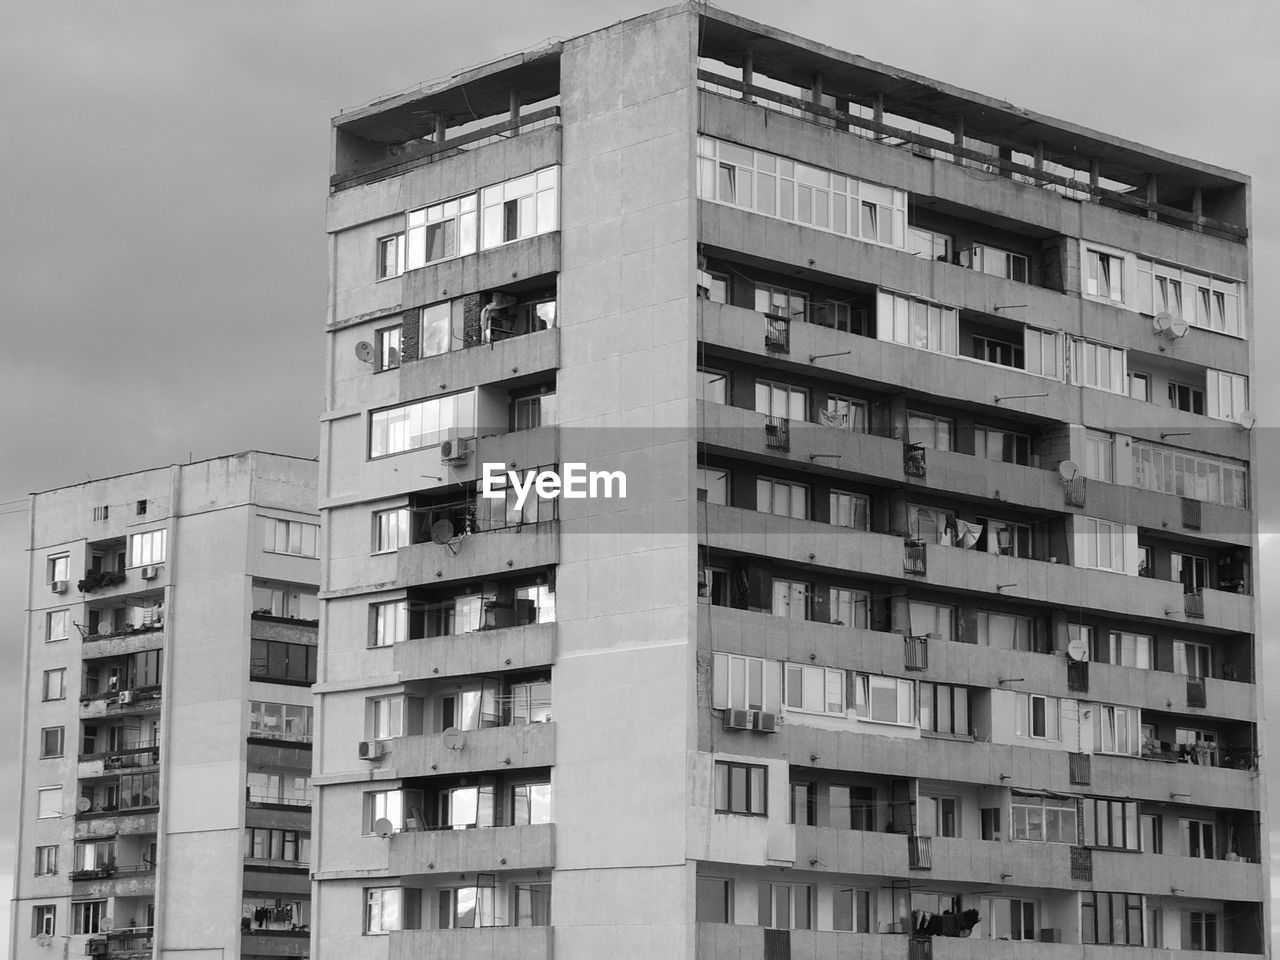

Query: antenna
1152;311;1173;335
76;796;92;812
372;817;395;839
354;341;375;363
101;916;114;933
430;519;454;545
1057;460;1079;481
442;727;465;751
1067;636;1089;662
1237;410;1256;431
1169;316;1188;339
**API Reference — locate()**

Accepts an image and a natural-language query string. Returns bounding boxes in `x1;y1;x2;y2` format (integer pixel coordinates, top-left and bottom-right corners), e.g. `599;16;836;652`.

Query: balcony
79;687;162;719
384;720;556;778
394;620;556;681
78;742;160;779
71;864;156;899
240;929;311;958
390;926;551;960
75;812;157;840
398;522;559;590
764;313;790;354
903;635;928;672
80;624;164;661
85;930;154;959
388;822;553;875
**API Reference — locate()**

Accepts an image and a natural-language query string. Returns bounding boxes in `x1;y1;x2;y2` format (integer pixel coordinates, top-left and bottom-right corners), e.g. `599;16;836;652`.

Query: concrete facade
11;452;319;960
315;5;1264;959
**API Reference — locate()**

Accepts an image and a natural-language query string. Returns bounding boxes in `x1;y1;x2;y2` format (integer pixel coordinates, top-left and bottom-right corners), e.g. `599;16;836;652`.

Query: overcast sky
2;0;1277;948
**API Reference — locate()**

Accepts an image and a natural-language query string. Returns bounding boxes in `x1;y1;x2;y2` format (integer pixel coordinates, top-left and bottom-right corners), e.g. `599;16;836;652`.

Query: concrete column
1089;157;1100;194
873;92;884;140
953;116;964;166
1033;140;1044;182
835;96;850;132
509;87;521;126
1146;174;1158;220
811;71;823;106
433;113;447;143
1192;186;1204;233
742;50;753;102
999;146;1013;179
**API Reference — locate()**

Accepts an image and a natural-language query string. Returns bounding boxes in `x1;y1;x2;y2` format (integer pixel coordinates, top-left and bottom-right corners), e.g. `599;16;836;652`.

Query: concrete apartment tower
11;453;319;960
315;5;1264;959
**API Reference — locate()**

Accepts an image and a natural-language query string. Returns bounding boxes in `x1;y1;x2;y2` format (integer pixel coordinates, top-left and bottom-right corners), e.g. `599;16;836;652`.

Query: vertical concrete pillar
1146;174;1158;220
433;113;447;143
1033;140;1045;182
1192;186;1204;233
1089;157;1100;195
811;71;823;107
998;146;1013;179
873;92;884;140
509;87;521;126
953;116;964;166
741;49;753;102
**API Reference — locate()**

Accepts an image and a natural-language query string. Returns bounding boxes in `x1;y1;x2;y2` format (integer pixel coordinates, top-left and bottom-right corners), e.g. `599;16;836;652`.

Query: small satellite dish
354;341;375;363
77;796;92;812
430;519;455;545
1058;460;1079;481
101;915;114;933
1237;410;1256;431
1169;316;1188;339
442;727;465;751
36;934;52;949
372;817;395;838
1153;311;1173;334
1067;637;1089;662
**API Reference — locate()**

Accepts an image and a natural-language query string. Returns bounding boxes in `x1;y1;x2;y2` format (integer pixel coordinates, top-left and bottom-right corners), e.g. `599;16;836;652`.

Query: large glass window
365;887;419;934
853;674;914;725
829;587;869;628
877;291;958;355
406;196;477;269
1082;892;1143;946
1085;249;1125;303
754;380;808;421
1011;793;1077;843
1084;798;1139;850
1079;517;1126;572
249;701;314;741
757;883;813;930
1131;441;1246;508
771;579;810;621
919;682;968;736
1069;338;1126;394
1094;703;1140;756
1083;431;1114;482
714;761;766;815
1206;369;1248;421
907;413;953;451
1015;694;1059;740
481;167;558;249
371;600;409;648
370;391;477;458
1024;327;1060;378
128;529;167;567
261;518;318;558
250;639;317;684
783;663;845;715
757;478;807;519
1093;631;1152;669
372;507;411;553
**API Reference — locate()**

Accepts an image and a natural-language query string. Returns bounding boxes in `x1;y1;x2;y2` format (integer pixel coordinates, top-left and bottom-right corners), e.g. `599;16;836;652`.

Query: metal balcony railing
903;442;927;479
763;928;791;960
764;416;790;452
1069;752;1091;785
1067;659;1089;693
904;539;927;576
904;635;929;671
1184;590;1205;619
907;834;932;870
908;939;934;960
764;314;790;354
1181;497;1202;530
1062;475;1086;507
1070;846;1093;881
1186;676;1207;708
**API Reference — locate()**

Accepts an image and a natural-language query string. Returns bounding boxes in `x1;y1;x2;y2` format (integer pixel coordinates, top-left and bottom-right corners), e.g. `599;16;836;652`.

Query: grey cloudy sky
2;0;1277;947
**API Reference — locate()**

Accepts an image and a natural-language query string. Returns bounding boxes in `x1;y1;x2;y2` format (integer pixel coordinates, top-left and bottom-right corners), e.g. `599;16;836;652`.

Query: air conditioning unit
358;740;385;761
440;429;472;464
141;565;159;580
722;709;753;731
753;711;779;734
117;691;135;705
51;580;68;594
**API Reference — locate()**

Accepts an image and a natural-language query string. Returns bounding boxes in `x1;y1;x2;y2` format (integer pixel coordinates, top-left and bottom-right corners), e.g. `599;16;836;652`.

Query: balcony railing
903;442;927;480
764;313;790;354
907;834;932;870
1066;659;1089;693
1068;752;1091;785
908;939;933;960
1184;590;1205;618
904;539;927;576
764;416;790;452
904;635;928;671
763;928;791;960
1181;496;1202;530
1061;475;1086;508
246;790;311;808
86;930;154;958
1070;846;1093;881
1187;676;1207;708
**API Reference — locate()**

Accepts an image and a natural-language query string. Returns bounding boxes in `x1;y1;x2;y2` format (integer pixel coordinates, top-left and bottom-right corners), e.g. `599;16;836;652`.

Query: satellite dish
1058;460;1079;481
442;727;465;751
1237;410;1256;431
1153;311;1173;334
1067;637;1090;662
101;915;114;933
354;341;375;363
1169;316;1188;339
430;519;455;545
36;934;52;949
372;817;395;838
77;796;92;812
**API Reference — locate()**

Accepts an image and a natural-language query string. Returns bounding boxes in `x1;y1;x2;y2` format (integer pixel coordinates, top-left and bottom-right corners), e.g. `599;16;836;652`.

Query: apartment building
315;4;1264;959
11;453;319;960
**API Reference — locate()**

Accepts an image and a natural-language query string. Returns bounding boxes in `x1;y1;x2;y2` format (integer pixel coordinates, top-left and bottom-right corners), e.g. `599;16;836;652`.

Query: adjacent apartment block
316;5;1264;959
11;453;319;960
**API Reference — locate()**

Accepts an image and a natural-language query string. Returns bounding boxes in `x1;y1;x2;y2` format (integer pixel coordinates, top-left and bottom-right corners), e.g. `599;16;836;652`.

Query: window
1023;327;1060;378
697;269;729;303
480;166;558;248
986;898;1037;941
756;478;807;519
48;555;69;584
405;194;477;270
907;412;953;451
832;888;873;933
418;302;455;358
714;761;766;815
508;389;555;432
136;499;148;516
909;601;954;642
919;682;969;736
72;901;106;935
974;426;1030;466
372;507;411;553
1168;381;1204;415
790;781;816;826
32;905;55;938
1079;517;1126;572
1069;338;1126;394
1011;793;1077;843
697;137;907;249
757;882;813;930
1084;798;1139;850
437;886;499;929
253;583;319;620
377;234;404;279
908;504;954;544
261;517;318;557
366;695;422;740
1172;640;1212;678
877;291;958;355
754;284;808;322
696;878;733;923
1182;818;1216;859
771;579;810;621
1175;727;1218;765
1171;553;1209;593
370;391;476;458
120;772;158;809
1085;248;1125;303
696;468;728;505
246;827;310;863
1015;694;1060;740
1141;813;1163;853
1083;431;1114;482
46;609;69;642
1094;631;1152;669
1131;441;1247;508
249;702;314;741
976;611;1037;652
1207;369;1248;421
1138;258;1241;337
1082;892;1143;946
970;243;1028;282
250;639;317;684
42;669;65;702
1094;704;1140;756
40;727;64;759
124;528;166;567
1128;370;1150;401
972;335;1023;368
248;772;311;807
36;786;62;819
820;395;866;432
511;781;552;825
829;587;869;628
830;784;877;831
698;368;728;404
754;380;808;421
375;324;402;370
370;600;408;648
919;795;960;837
783;663;845;715
1184;911;1219;951
35;846;57;876
828;491;869;530
512;884;552;927
853;674;915;726
711;653;776;712
365;887;420;934
908;226;950;261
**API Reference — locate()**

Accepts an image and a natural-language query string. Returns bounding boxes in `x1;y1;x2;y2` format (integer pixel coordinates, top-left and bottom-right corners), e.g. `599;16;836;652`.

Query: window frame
40;726;64;759
42;668;65;702
1014;693;1060;741
1010;792;1078;844
127;528;167;567
713;760;767;816
377;234;404;280
852;673;916;727
756;477;808;519
372;507;412;554
261;517;318;558
783;662;846;716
